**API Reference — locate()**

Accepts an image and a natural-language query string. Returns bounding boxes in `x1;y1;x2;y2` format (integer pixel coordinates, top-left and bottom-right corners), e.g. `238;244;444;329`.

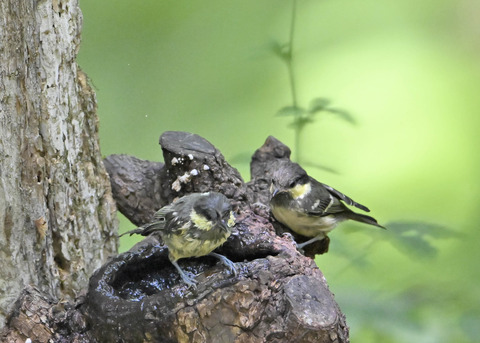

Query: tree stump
87;131;349;342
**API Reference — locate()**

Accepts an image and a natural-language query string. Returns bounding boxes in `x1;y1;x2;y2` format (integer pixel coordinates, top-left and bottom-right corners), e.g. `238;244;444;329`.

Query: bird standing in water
270;161;385;249
121;192;237;288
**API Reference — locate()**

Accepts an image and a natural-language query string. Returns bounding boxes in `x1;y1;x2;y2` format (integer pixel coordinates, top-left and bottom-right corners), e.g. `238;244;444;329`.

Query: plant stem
287;0;297;108
287;0;301;163
294;123;301;164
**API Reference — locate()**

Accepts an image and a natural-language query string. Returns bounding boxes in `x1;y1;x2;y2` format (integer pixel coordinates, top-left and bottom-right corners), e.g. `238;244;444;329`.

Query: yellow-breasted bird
120;192;237;288
270;161;385;249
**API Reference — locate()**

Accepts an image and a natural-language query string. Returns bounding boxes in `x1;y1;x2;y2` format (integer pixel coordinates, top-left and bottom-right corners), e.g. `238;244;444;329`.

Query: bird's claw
209;252;238;276
223;258;238;276
179;272;198;289
282;232;295;242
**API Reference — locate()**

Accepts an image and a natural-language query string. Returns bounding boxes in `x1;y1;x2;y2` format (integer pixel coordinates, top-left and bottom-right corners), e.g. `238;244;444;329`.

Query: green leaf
268;40;291;63
308;97;331;113
327;239;371;268
382;221;460;259
276;105;307;117
288;115;314;130
308;97;356;124
325;108;356;125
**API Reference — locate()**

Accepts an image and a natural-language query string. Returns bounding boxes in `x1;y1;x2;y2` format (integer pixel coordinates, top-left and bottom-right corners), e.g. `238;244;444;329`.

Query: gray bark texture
0;0;118;332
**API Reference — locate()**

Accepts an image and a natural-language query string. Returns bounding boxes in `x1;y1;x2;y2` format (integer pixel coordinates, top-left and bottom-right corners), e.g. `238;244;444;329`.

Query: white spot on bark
172;172;194;191
178;172;191;183
172;179;181;191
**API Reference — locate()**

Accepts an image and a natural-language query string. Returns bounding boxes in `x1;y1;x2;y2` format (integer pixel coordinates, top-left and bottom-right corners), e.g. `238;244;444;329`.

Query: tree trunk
0;0;117;331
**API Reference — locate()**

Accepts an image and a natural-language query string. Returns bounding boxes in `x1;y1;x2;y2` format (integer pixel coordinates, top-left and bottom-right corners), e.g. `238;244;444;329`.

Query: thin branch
287;0;298;108
286;0;301;162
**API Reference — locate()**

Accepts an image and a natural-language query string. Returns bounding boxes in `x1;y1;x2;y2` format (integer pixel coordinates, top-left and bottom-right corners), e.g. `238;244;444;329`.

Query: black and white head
270;161;310;197
192;192;235;231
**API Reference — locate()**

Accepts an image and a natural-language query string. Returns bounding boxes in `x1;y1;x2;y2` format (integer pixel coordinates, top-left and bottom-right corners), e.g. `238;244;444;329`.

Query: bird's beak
270;182;280;197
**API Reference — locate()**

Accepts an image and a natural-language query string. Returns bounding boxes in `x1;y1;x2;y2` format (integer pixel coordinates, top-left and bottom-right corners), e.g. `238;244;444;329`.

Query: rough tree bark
81;132;348;342
0;0;117;332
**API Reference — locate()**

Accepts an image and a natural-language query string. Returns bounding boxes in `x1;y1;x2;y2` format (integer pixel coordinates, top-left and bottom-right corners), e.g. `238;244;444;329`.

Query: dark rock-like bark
104;155;164;226
247;135;292;206
90;132;348;342
104;132;251;224
83;233;348;342
159;131;249;209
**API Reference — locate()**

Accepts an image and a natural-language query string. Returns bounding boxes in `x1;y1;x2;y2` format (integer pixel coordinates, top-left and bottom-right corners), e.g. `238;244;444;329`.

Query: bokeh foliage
78;0;480;342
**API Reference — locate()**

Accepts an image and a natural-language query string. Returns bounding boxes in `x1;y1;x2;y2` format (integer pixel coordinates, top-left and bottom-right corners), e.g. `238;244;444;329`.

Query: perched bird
120;192;237;288
270;161;385;249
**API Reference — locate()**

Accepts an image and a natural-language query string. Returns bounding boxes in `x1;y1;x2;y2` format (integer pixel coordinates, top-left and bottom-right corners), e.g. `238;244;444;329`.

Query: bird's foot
296;235;323;250
209;252;238;276
179;273;197;289
171;259;197;289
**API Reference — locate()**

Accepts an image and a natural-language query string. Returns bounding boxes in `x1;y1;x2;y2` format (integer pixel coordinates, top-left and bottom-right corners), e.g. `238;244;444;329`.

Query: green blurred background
78;0;480;342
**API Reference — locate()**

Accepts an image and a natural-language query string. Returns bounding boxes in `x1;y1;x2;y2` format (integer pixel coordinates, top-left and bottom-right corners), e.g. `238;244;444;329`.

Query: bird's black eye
203;211;213;221
289;180;297;188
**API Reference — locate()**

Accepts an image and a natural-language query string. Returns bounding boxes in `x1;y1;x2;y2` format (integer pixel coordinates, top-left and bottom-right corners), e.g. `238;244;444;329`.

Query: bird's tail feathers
321;183;370;212
346;211;386;229
118;227;145;237
118;221;163;237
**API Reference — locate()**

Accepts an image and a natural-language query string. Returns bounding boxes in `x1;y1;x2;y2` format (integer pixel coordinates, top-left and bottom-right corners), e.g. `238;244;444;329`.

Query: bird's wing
138;202;179;235
161;196;196;234
152;201;177;221
305;192;346;216
298;181;339;216
118;215;167;237
320;182;370;212
118;204;172;237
